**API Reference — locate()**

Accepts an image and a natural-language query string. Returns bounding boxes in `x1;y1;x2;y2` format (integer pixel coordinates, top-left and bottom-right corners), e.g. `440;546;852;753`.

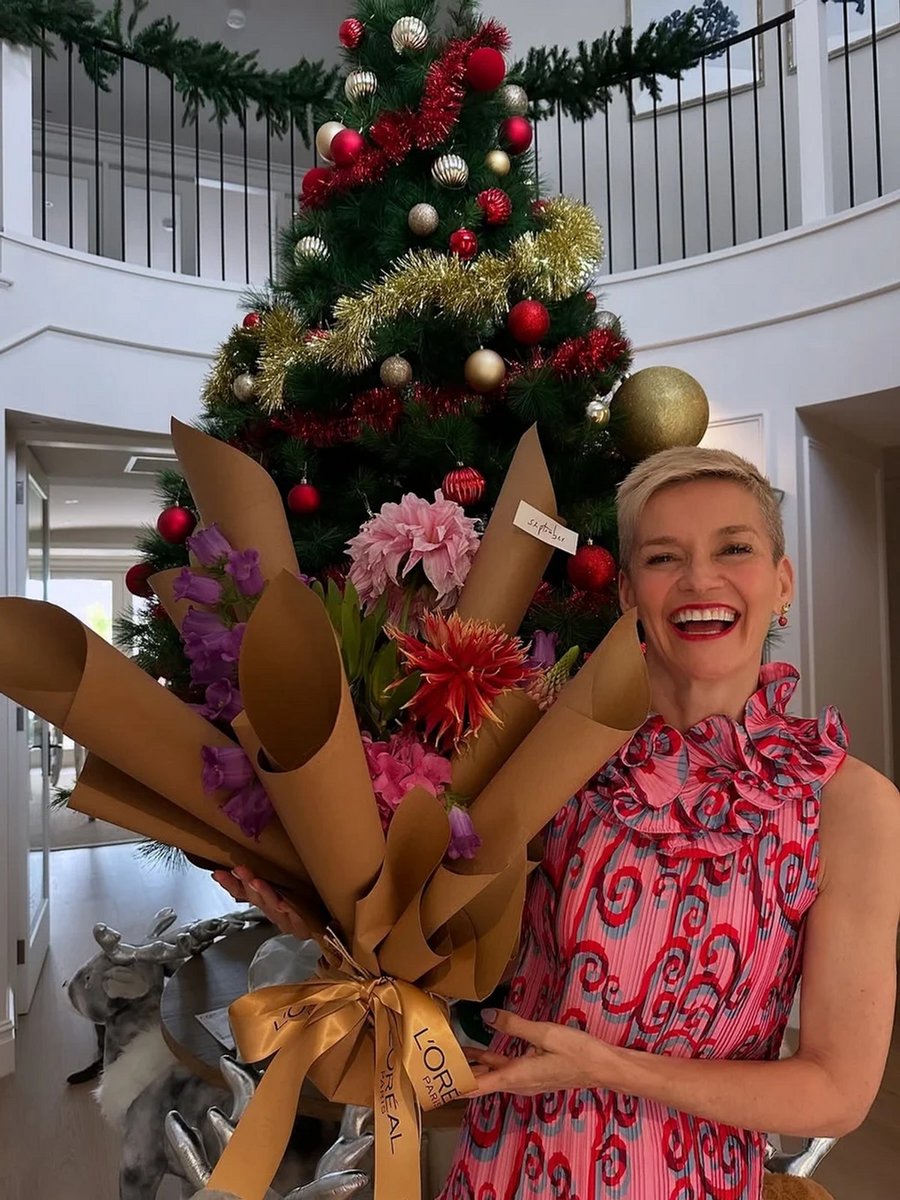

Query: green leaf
368;640;401;710
380;670;421;723
340;579;363;680
323;578;342;633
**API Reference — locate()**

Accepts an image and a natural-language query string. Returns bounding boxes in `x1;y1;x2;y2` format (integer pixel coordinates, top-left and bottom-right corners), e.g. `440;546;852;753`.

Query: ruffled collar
582;663;848;860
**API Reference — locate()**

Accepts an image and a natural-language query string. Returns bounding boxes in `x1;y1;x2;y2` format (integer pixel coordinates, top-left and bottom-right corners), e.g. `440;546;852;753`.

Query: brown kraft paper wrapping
171;417;300;582
0;598;303;878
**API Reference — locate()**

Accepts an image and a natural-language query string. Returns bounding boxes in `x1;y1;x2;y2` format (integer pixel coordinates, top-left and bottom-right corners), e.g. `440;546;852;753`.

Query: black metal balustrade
28;7;897;283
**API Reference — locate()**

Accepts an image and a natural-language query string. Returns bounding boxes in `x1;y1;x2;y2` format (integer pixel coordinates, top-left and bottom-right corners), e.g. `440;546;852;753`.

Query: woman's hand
212;865;311;940
467;1010;621;1097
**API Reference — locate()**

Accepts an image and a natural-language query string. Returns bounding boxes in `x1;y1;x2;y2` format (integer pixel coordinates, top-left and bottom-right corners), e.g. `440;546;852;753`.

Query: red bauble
465;47;506;92
156;506;196;544
287;481;321;515
449;228;478;260
585;291;597;310
329;128;365;168
300;165;332;204
476;187;512;226
242;311;261;329
125;562;155;598
531;197;549;217
567;543;617;593
507;299;550;344
338;17;364;49
442;464;486;507
500;116;533;155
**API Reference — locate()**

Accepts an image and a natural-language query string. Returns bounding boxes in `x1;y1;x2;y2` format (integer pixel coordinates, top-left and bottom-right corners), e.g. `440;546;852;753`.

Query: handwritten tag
513;501;579;555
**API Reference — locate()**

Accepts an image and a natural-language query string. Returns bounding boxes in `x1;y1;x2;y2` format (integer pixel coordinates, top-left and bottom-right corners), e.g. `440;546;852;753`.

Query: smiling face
618;478;794;686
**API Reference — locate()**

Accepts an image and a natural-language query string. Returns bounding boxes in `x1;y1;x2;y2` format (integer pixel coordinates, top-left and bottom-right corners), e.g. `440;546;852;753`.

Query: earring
777;602;791;628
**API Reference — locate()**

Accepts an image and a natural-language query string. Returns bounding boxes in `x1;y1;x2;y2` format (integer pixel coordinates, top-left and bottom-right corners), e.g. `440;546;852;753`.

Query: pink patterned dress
440;663;848;1200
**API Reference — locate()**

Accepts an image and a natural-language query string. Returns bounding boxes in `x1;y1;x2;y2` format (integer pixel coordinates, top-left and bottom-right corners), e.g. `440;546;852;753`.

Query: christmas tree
120;0;711;700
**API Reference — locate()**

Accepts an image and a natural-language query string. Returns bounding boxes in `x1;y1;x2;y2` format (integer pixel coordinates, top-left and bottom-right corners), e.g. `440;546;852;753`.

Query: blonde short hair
617;446;785;570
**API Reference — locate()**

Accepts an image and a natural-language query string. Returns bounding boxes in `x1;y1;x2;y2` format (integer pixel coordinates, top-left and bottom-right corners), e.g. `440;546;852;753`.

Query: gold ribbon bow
208;935;475;1200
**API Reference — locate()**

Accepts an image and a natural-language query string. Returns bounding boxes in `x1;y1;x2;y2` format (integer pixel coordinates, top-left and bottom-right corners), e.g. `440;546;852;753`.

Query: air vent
124;455;180;476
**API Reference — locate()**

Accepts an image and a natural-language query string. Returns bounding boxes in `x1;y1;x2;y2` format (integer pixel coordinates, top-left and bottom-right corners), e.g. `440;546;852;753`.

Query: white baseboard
0;986;16;1076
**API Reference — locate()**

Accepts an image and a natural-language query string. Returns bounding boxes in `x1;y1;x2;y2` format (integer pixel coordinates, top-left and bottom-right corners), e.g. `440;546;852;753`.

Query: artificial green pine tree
118;0;700;696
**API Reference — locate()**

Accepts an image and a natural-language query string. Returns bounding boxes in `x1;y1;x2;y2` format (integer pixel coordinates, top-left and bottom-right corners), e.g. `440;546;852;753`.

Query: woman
218;447;900;1200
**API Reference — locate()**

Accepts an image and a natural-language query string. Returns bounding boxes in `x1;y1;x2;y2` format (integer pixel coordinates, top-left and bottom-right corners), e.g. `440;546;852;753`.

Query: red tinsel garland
304;22;510;209
550;328;630;379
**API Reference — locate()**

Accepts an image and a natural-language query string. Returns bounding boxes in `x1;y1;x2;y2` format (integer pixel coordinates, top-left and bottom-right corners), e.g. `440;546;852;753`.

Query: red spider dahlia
389;613;534;749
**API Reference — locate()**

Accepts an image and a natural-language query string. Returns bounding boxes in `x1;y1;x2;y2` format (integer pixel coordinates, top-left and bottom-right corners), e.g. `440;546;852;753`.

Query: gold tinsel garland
206;197;603;414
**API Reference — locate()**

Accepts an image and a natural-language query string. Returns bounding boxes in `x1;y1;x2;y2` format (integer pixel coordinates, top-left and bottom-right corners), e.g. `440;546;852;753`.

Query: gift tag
513;500;578;555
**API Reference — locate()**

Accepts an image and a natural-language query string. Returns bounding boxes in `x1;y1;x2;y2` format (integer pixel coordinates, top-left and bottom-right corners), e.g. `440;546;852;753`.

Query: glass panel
47;577;114;641
26;475;50;929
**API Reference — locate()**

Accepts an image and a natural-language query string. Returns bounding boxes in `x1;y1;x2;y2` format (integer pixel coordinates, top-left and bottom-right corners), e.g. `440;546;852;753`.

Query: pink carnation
347;491;479;612
362;731;452;831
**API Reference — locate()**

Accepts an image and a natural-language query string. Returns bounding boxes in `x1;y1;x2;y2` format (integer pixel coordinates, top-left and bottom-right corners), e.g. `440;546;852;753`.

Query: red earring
778;603;791;628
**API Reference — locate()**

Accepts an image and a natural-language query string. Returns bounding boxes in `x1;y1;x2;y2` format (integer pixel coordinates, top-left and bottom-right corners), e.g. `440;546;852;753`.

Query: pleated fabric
440;664;848;1200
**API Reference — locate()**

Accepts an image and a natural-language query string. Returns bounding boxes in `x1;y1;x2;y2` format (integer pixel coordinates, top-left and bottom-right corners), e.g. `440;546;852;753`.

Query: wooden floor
0;842;898;1200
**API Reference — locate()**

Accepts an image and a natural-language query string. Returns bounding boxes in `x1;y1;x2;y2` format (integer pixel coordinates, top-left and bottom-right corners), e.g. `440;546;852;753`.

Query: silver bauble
379;355;413;388
344;69;378;102
431;153;469;189
595;310;620;330
231;372;256;401
391;16;429;53
501;83;529;115
315;120;345;162
293;235;328;263
408;202;439;236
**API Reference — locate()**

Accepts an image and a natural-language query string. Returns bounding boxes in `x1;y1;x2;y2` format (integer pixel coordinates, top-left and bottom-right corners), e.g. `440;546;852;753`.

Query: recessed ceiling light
64;499;80;505
226;7;246;29
161;215;175;232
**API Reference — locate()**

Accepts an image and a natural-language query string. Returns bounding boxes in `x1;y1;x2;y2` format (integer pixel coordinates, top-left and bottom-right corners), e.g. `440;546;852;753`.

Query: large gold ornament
431;154;469;189
391;16;429;52
464;349;507;393
501;84;529;115
484;149;511;177
315;121;345;162
293;235;328;264
344;69;378;102
408;203;439;236
379;355;413;388
612;367;709;460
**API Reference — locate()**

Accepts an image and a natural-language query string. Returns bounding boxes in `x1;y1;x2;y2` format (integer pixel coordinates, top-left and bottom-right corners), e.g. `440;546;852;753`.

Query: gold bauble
431;153;469;189
391;15;429;52
612;366;709;460
501;83;529;115
408;202;440;236
586;397;611;427
464;348;506;393
379;354;413;388
293;235;328;264
315;120;345;162
345;69;378;102
232;372;257;401
485;149;511;177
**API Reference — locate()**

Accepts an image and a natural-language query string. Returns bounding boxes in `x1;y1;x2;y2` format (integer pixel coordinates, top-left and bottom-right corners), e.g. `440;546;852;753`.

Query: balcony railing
2;3;896;285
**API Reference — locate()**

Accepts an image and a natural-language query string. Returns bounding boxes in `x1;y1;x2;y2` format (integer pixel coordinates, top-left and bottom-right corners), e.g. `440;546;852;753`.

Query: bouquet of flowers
0;418;648;1200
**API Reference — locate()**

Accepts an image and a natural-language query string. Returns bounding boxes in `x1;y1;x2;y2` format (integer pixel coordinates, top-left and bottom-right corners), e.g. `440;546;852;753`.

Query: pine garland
0;0;739;132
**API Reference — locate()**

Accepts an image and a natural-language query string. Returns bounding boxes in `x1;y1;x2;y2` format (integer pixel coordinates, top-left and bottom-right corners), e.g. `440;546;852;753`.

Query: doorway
4;413;174;1013
798;387;900;782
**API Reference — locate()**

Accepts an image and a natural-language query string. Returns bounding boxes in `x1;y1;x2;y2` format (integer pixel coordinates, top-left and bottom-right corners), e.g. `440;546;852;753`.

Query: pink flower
362;731;452;829
347;491;479;611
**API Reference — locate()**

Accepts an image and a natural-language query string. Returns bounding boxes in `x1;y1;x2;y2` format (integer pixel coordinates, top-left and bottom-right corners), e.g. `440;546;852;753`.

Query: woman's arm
470;758;900;1138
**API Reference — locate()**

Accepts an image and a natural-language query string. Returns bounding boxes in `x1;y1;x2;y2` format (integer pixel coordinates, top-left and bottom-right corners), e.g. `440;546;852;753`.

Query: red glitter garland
550;328;630;379
303;22;510;209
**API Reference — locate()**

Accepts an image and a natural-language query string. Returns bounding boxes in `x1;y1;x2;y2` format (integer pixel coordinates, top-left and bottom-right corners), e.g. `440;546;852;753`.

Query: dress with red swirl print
439;662;848;1200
